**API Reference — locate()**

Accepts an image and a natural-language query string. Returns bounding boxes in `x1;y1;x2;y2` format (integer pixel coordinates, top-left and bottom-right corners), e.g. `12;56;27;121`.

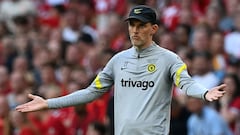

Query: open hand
205;84;226;102
16;94;48;112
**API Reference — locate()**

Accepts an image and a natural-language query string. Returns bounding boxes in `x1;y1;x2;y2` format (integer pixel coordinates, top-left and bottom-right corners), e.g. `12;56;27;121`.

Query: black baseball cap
125;5;157;24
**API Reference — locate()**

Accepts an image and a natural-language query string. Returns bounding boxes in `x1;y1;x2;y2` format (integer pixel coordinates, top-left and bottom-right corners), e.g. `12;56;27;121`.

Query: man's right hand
16;94;48;112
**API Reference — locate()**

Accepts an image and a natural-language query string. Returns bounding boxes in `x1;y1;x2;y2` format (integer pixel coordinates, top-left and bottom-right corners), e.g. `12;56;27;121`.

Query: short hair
192;51;212;60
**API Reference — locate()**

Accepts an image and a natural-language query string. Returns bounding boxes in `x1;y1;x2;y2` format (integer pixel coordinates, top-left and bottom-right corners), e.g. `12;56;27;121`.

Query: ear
151;24;159;35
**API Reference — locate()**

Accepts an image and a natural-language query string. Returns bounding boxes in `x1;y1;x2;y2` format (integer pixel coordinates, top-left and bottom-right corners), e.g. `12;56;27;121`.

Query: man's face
192;56;209;75
128;19;157;49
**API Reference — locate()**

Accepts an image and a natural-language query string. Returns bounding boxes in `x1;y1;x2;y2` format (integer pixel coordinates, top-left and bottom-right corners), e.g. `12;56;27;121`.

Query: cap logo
134;8;142;14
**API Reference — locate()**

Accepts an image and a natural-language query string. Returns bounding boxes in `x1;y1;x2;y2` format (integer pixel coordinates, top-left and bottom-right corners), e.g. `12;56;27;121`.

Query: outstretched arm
16;87;106;112
16;87;107;112
204;84;226;102
16;55;115;112
170;55;226;101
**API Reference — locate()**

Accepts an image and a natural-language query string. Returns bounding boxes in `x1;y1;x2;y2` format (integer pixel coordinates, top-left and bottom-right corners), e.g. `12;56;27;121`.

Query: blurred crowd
0;0;240;135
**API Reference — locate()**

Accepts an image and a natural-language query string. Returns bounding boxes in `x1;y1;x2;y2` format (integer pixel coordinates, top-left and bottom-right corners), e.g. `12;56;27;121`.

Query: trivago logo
121;78;154;90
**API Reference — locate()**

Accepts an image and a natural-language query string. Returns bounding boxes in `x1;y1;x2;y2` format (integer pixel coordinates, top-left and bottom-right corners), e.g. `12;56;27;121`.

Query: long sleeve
170;56;208;99
47;56;115;109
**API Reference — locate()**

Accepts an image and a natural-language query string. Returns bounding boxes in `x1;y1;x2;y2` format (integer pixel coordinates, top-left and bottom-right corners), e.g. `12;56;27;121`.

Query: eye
129;22;134;26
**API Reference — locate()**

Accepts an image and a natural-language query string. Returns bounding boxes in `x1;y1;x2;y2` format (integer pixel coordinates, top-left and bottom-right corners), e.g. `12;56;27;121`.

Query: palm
16;94;48;112
205;84;226;102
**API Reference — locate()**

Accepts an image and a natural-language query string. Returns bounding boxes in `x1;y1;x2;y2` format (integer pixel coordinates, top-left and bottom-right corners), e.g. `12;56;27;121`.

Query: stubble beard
131;38;145;49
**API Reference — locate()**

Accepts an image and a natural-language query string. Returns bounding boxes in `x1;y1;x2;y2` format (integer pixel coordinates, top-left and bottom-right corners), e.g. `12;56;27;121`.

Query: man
186;97;232;135
16;5;226;135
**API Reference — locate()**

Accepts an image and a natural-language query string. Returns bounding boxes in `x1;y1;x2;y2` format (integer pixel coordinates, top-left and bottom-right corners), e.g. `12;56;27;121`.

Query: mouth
131;36;139;40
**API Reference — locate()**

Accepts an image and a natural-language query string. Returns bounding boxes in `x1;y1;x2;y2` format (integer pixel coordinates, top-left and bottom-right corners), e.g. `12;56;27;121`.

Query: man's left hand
205;84;226;102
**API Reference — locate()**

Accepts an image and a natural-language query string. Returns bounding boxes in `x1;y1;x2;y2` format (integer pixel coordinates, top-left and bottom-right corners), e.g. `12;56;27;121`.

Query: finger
208;98;213;102
213;97;218;100
16;104;33;112
16;100;34;110
28;94;35;99
214;92;224;98
16;106;29;112
16;104;28;111
219;90;226;94
217;90;226;96
16;105;26;112
217;84;227;91
20;107;31;112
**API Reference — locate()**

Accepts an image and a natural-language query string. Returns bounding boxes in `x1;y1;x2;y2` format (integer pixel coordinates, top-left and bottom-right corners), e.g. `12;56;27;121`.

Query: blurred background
0;0;239;135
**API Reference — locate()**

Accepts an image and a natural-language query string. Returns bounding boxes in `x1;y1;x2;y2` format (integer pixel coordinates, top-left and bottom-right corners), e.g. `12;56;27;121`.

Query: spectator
186;96;232;135
32;47;51;87
158;31;177;52
0;21;11;39
7;71;30;109
0;0;37;33
209;31;227;80
0;95;12;135
174;24;192;47
13;35;32;61
191;51;220;89
65;45;82;67
204;5;222;32
225;56;240;79
37;0;65;29
47;36;64;67
191;24;211;52
70;67;90;89
100;13;127;52
220;0;240;32
38;63;61;96
68;0;95;26
66;81;82;94
161;1;179;31
210;31;227;71
220;73;240;134
178;8;194;26
83;48;105;77
86;121;107;135
77;33;97;76
12;56;34;88
9;111;37;135
62;9;82;43
12;15;31;35
224;11;240;58
64;104;94;135
0;66;11;95
1;36;17;72
56;63;73;95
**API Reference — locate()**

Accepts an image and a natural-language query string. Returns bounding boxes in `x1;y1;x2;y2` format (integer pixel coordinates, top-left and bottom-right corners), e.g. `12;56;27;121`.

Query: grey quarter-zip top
47;42;208;135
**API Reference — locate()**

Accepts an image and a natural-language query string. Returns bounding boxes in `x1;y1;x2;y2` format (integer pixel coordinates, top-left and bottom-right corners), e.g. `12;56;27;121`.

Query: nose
132;26;139;33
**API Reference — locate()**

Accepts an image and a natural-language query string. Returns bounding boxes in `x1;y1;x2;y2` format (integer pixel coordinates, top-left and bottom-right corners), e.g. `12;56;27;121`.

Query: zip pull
138;54;140;58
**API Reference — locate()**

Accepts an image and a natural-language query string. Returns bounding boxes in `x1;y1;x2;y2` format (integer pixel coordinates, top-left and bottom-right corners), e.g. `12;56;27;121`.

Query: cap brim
124;16;149;23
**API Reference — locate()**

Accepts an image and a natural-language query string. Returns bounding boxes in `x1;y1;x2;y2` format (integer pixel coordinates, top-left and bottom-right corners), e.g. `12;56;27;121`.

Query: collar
132;42;158;58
